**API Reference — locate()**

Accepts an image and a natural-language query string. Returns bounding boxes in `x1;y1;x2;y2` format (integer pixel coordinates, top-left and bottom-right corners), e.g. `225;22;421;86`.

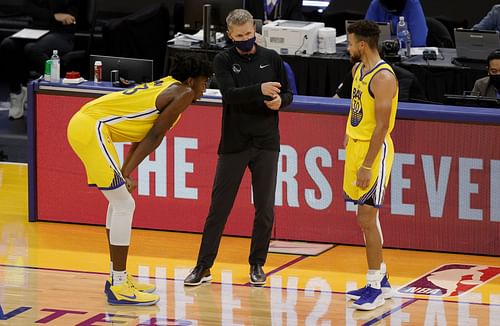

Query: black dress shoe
249;264;266;286
184;266;212;286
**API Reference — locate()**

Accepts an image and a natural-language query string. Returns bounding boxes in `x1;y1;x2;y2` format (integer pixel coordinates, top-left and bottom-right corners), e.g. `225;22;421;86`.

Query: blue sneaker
346;274;393;300
352;285;385;310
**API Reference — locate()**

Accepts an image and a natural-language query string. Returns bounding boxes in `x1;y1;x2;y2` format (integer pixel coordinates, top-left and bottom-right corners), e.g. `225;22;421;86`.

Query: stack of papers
410;47;440;56
169;30;225;46
11;28;49;40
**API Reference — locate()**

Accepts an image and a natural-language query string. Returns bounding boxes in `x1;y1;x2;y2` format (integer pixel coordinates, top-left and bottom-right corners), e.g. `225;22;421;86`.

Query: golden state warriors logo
350;87;363;126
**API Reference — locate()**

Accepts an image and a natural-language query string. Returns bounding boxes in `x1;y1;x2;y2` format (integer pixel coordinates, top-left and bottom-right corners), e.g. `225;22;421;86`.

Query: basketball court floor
1;162;499;325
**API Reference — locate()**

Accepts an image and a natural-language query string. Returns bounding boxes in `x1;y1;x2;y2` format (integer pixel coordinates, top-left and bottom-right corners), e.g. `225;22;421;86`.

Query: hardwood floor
1;162;499;325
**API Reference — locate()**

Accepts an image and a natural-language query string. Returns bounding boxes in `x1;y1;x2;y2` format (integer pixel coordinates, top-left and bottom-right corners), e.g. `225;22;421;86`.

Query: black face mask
379;0;407;13
233;36;256;53
489;74;500;90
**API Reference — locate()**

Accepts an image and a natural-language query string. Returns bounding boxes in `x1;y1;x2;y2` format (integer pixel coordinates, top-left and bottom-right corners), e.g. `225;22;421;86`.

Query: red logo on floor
397;264;500;297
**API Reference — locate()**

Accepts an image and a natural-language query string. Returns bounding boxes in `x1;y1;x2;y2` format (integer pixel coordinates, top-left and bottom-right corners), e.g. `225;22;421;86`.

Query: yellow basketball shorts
343;135;394;207
67;111;124;189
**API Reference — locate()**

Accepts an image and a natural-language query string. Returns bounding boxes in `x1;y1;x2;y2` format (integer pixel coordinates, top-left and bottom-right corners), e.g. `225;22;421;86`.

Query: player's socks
112;270;127;286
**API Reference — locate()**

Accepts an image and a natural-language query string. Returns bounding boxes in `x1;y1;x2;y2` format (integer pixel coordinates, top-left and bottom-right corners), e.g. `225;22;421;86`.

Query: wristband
361;164;372;170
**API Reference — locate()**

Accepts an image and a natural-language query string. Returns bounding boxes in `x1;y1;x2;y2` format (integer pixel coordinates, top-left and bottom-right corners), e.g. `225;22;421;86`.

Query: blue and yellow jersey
346;61;398;140
80;76;181;142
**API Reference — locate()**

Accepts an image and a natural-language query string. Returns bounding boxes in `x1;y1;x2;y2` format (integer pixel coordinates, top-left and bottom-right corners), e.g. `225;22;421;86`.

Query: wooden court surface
1;162;499;325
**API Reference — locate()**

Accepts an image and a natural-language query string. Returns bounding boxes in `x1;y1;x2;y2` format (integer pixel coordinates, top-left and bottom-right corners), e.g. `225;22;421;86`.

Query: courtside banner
35;94;500;255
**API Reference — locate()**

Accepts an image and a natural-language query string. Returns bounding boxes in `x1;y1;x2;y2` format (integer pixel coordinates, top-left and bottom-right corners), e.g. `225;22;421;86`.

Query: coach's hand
124;176;137;193
261;82;281;97
264;94;281;110
356;166;371;189
54;13;76;25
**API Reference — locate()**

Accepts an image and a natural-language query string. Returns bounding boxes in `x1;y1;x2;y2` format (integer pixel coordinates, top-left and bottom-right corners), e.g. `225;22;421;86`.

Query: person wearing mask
0;0;79;120
245;0;304;24
472;49;500;98
365;0;428;47
473;5;500;32
184;9;293;287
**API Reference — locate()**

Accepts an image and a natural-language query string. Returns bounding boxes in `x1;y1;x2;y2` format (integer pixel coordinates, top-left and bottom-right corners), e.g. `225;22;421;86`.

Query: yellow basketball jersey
346;61;398;140
80;76;181;142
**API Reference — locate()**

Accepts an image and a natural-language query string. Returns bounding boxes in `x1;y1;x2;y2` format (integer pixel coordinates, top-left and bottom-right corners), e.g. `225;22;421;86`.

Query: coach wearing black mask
184;9;293;287
472;50;500;98
365;0;428;47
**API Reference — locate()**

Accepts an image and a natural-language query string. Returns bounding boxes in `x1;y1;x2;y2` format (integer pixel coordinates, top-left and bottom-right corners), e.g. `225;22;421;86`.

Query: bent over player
67;55;212;305
343;20;399;310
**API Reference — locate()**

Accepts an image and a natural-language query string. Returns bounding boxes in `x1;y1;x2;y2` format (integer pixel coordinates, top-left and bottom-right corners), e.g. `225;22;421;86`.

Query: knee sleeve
106;203;113;229
102;186;135;246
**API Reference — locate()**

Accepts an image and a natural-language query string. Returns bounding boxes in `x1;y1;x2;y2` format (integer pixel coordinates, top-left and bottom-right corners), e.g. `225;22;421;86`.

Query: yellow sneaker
126;274;156;293
106;281;159;306
105;274;156;293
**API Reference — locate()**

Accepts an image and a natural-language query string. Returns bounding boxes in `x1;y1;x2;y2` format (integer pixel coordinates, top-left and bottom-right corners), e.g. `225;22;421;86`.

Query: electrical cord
294;35;308;55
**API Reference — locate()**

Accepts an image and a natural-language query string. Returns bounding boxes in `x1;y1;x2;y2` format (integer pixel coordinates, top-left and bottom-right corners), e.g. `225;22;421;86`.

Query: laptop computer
345;20;392;44
454;28;500;62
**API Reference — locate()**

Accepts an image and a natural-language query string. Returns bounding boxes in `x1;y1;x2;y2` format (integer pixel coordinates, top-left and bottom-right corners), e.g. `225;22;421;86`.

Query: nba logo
397;264;500;297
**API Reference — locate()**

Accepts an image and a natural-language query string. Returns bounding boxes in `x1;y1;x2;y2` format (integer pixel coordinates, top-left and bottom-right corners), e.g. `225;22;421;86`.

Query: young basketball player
67;55;212;305
343;20;398;310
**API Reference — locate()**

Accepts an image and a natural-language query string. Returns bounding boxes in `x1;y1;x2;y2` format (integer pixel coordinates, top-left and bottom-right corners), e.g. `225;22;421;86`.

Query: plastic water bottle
396;16;409;57
405;29;412;57
50;49;60;83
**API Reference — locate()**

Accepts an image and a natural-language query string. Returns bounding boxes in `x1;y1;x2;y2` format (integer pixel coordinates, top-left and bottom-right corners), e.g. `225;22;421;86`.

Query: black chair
102;3;170;80
425;17;454;48
61;0;97;78
434;16;468;44
321;10;365;36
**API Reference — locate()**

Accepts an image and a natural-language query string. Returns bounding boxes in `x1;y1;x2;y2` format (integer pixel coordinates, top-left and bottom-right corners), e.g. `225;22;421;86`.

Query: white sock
367;270;383;289
112;270;127;286
380;262;387;275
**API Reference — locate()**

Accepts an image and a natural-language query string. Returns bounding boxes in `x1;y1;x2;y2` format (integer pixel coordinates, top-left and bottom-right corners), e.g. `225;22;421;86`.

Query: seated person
365;0;428;47
471;49;500;98
473;5;500;32
335;64;426;102
245;0;303;24
0;0;78;120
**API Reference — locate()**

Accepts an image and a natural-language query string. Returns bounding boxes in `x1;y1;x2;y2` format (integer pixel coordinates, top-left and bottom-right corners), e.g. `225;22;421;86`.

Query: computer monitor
183;0;245;32
303;0;330;8
89;55;154;83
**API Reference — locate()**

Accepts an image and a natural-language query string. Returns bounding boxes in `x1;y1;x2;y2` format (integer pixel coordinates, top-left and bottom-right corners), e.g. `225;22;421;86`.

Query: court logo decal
397;264;500;297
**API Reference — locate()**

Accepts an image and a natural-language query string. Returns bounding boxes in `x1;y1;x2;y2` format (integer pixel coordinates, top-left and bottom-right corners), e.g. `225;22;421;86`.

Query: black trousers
196;147;279;268
0;32;74;93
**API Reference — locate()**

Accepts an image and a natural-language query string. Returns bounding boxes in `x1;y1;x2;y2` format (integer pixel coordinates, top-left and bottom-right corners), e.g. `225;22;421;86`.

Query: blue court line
362;298;418;326
0;263;499;308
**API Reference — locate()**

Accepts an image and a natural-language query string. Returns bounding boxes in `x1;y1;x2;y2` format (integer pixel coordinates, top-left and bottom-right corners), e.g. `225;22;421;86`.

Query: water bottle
50;49;60;83
405;29;412;57
396;16;409;57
